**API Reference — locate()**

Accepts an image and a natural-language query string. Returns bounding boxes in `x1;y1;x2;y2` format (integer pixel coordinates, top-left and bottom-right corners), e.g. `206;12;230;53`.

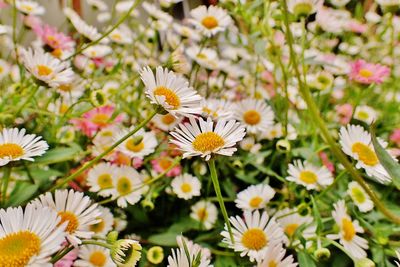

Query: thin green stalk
15;84;40;116
82;240;113;249
50;246;74;264
2;166;12;205
208;159;234;244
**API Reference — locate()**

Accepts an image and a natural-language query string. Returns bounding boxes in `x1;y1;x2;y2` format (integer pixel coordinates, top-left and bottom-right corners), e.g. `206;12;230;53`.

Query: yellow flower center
161;114;175;125
60;103;69;114
299;170;318;184
0;231;41;267
342;218;355;241
21;4;33;11
58;84;72;92
241;228;268;251
192;132;225;153
197;208;208;221
201;16;219;29
153;86;180;109
91;113;110;125
159;158;172;170
284;223;299;237
97;174;113;189
351;187;366;204
89;218;105;233
125;139;144;153
351;142;378;166
0;143;24;159
356;111;369;121
37;65;53;76
359;68;373;78
243;110;261;125
51;48;63;58
180;183;192;193
0;66;3;73
117;177;132;196
196;53;208;60
58;211;79;233
249;196;263;209
89;251;107;266
268;261;278;267
111;33;122;41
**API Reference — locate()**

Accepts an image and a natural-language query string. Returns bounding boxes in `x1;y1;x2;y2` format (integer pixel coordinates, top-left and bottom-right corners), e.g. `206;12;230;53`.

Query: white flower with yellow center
288;0;321;17
339;124;392;184
87;162;116;197
74;244;115;267
168;236;212;267
0;59;10;80
235;184;275;211
234;99;275;134
171;173;202;200
82;45;112;59
353;105;378;125
115;128;158;159
0;128;48;167
87;206;114;237
286;160;333;190
32;189;102;246
256;244;298;267
21;48;74;88
92;126;119;159
140;66;202;117
15;0;45;15
327;200;368;259
240;136;262;153
201;98;235;120
152;113;182;132
189;5;232;37
186;45;219;70
190;200;218;230
170;117;246;161
0;204;66;267
347;181;373;213
109;25;133;45
221;210;284;263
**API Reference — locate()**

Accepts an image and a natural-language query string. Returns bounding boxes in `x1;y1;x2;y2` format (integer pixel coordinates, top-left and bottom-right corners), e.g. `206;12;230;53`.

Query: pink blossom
335;103;353;125
54;246;78;267
390;129;400;147
346;20;367;34
33;24;75;51
349;59;390;84
319;152;335;173
151;153;182;177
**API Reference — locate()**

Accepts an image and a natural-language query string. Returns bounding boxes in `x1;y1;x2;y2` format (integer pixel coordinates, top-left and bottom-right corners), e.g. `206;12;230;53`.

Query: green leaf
7;182;39;206
214;256;237;267
33;146;82;165
297;251;316;267
148;232;179;246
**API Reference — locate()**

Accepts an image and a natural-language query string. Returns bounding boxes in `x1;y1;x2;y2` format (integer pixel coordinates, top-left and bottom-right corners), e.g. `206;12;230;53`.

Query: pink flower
319;151;335;173
390;129;400;147
349;59;390;84
346;20;367;34
151;153;182;177
33;24;75;51
54;246;78;267
335;103;353;125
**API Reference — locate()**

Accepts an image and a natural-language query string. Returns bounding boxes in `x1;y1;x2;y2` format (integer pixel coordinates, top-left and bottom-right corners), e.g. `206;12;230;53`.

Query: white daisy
347;181;374;213
172;23;201;41
152;113;182;132
140;66;202;117
32;189;101;246
327;200;368;259
234;99;275;134
221;210;284;263
186;45;219;70
170;117;246;161
201;98;235;120
286;160;334;190
0;127;48;166
239;136;262;153
235;184;275;211
0;204;66;267
15;0;45;15
288;0;321;17
87;162;116;197
0;59;10;80
74;244;116;267
353;105;378;125
111;239;142;266
82;45;112;59
115;128;158;159
108;25;133;45
339;124;392;184
190;200;218;230
87;206;114;237
257;244;298;267
64;7;106;42
189;5;232;37
91;126;119;159
171;173;202;200
142;2;173;23
168;236;212;267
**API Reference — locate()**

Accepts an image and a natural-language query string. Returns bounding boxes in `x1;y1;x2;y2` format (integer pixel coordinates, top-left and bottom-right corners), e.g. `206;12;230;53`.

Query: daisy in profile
111;239;142;266
32;189;101;246
221;210;284;263
235;184;275;211
171;173;202;200
140;66;202;117
339;124;392;184
167;236;212;267
234;99;274;134
0;127;49;166
353;105;377;125
170;117;246;161
349;59;390;85
256;244;298;267
87;206;114;237
347;181;374;213
190;200;218;230
115;128;157;159
15;0;45;15
189;5;232;37
21;48;74;88
286;160;333;190
327;200;368;259
74;244;115;267
87;162;116;197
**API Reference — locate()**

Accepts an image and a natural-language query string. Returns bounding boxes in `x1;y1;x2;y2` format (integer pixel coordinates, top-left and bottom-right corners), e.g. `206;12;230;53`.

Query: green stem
208;159;234;244
50;246;74;264
82;240;113;249
15;84;40;116
281;0;400;224
1;166;12;205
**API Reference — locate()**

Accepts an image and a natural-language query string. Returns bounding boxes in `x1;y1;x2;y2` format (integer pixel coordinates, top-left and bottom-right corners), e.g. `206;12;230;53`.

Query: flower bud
141;199;155;210
355;258;375;267
147;246;164;264
90;89;107;106
313;248;331;261
111;239;142;267
276;139;291;152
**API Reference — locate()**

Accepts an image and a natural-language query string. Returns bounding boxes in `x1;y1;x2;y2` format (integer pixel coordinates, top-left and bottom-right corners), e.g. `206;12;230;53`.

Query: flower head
349;59;390;84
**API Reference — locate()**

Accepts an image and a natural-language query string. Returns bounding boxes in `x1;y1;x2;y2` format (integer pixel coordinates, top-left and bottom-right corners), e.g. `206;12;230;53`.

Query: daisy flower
87;162;116;197
189;5;232;37
0;59;10;80
190;200;218;230
151;152;182;177
108;25;133;45
339;124;392;184
15;0;45;15
234;99;274;134
82;45;112;59
347;181;374;213
256;244;298;267
221;210;284;263
140;66;202;117
171;173;202;200
152;113;182;132
286;160;334;190
87;206;114;237
167;236;212;267
32;189;102;246
353;105;377;125
64;7;105;42
74;244;115;267
240;136;262;153
33;24;75;52
186;45;219;70
235;184;275;211
170;117;246;161
349;59;390;85
115;128;157;159
0;204;66;267
0;127;48;166
288;0;321;17
111;239;142;266
201;98;235;120
327;200;368;259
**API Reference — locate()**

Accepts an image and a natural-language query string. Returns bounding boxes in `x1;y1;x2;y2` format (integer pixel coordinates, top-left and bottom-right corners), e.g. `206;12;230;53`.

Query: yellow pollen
58;84;72;92
0;231;41;267
342;218;355;241
117;177;132;196
153;86;180;109
241;228;268;250
161;114;175;125
0;143;24;159
351;187;366;203
89;251;107;266
180;183;192;193
197;208;208;221
91;113;110;126
299;170;318;184
192;132;225;153
268;261;278;267
37;65;53;76
249;196;263;208
359;68;373;78
351;142;378;166
89;218;105;233
97;174;113;189
285;223;299;237
51;48;63;58
243;110;261;125
125;139;144;153
201;16;219;29
58;211;79;233
356;111;369;120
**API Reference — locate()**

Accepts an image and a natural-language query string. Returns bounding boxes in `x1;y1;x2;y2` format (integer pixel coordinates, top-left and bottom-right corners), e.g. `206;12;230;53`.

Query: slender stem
82;240;113;249
49;110;157;191
208;159;234;244
1;166;12;205
50;246;74;264
15;84;40;116
281;0;400;224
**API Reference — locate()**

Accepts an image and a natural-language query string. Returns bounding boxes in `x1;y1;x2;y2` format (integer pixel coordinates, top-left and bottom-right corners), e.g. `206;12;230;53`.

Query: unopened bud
314;248;331;261
276;139;291;152
147;246;164;264
90;90;107;106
